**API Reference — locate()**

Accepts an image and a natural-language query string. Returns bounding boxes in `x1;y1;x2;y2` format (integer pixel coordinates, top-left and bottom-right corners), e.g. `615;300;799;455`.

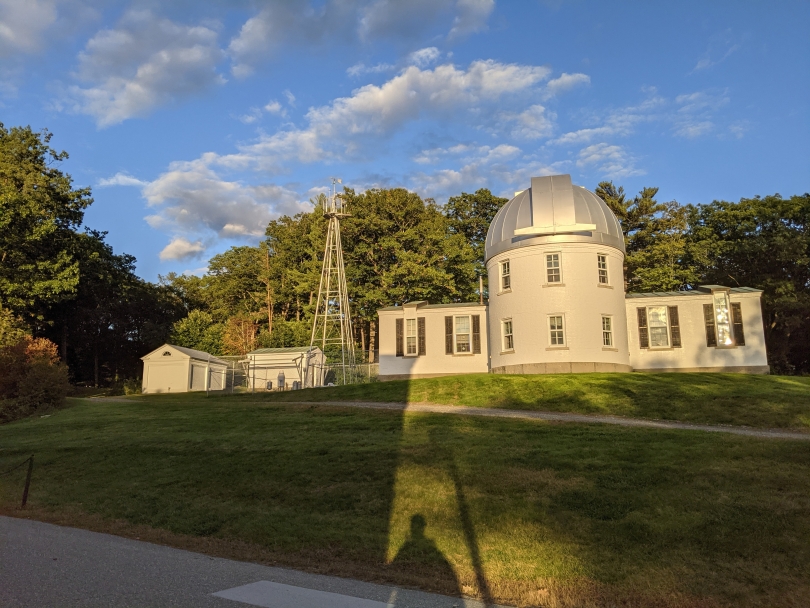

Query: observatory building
377;174;769;380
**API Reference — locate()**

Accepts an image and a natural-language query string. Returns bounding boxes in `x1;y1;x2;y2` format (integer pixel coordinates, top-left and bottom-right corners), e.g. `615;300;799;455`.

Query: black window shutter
445;316;453;355
637;307;649;348
731;302;745;346
395;318;404;357
472;315;481;354
668;306;681;348
417;317;426;356
703;304;717;347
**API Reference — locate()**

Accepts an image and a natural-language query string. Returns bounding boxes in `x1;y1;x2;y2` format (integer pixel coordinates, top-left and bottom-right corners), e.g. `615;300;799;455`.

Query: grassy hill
1;390;809;607
254;372;810;430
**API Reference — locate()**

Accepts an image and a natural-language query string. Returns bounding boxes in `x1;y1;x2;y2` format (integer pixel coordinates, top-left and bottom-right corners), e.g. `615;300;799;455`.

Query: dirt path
93;397;810;440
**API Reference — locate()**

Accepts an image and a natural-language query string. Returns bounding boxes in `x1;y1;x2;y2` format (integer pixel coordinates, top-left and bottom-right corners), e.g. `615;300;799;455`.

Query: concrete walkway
0;516;508;608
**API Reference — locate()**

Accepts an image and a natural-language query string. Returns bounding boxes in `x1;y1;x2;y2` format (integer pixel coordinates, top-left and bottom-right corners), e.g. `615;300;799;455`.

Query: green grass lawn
259;372;810;430
1;396;808;607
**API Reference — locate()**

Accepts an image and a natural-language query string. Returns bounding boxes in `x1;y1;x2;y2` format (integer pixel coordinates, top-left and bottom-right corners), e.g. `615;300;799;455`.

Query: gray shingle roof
626;286;762;299
248;347;317;355
378;302;486;312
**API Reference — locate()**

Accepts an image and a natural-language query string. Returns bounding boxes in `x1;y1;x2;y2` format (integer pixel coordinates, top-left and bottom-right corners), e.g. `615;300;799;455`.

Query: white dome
485;174;625;262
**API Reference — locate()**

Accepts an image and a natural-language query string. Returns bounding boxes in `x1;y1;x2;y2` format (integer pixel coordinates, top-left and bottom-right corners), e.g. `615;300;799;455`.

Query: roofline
378;301;488;312
626;286;763;299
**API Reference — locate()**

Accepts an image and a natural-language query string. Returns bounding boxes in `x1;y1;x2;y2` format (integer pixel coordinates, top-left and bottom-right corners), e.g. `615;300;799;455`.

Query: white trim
545;252;562;284
547;313;566;346
501;318;514;352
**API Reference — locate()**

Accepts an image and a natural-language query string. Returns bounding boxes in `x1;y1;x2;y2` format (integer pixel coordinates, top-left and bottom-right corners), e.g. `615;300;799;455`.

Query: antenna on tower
307;178;357;386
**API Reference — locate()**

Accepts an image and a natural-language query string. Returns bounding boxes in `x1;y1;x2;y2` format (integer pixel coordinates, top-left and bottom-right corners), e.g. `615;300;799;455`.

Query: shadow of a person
389;514;462;602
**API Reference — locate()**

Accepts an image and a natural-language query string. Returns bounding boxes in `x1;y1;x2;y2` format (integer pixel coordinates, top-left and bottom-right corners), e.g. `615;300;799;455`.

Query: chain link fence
214;353;380;392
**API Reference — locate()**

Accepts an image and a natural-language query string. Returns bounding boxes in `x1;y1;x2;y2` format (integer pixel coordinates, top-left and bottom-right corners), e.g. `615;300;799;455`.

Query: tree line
2;123;808;388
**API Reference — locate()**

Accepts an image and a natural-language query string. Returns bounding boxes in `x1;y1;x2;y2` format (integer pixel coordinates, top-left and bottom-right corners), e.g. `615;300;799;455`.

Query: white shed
245;347;326;390
141;344;228;394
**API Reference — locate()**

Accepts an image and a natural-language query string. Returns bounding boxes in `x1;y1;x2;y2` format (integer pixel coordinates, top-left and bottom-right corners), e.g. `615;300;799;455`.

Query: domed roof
485;174;625;262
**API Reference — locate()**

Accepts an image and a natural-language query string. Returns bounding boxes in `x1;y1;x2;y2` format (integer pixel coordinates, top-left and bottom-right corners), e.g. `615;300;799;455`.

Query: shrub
0;335;69;423
123;378;142;395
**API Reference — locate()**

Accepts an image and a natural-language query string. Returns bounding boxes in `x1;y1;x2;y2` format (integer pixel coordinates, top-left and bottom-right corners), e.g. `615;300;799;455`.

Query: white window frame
597;254;609;285
454;315;472;354
500;260;511;292
546;252;562;284
502;318;514;352
602;315;613;347
712;291;735;347
548;314;566;346
646;305;670;348
405;318;417;356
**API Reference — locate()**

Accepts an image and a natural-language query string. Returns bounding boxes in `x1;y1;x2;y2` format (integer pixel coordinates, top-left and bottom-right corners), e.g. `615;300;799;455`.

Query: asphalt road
0;516;508;608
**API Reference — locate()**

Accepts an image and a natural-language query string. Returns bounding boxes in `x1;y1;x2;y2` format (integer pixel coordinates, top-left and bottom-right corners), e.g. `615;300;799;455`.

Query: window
602;316;613;346
704;293;743;347
713;291;734;346
502;319;514;351
406;318;417;355
638;306;680;349
549;315;565;345
597;254;608;284
546;253;561;283
648;306;670;347
500;260;511;291
455;316;471;352
731;302;745;346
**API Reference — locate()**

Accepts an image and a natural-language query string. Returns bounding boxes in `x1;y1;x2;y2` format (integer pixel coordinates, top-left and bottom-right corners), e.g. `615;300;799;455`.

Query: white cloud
264;100;285;115
68;10;225;127
0;0;57;57
359;0;452;40
675;90;729;114
237;107;262;124
97;172;148;187
143;156;307;240
692;30;741;72
160;237;206;261
407;47;440;67
347;62;395;77
673;121;713;139
448;0;495;39
551;92;669;145
543;72;590;99
576;143;644;178
235;60;551;167
283;90;296;107
501;104;555;139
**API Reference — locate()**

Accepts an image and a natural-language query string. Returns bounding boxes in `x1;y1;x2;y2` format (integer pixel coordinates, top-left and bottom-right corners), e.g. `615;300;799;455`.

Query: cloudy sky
2;0;808;279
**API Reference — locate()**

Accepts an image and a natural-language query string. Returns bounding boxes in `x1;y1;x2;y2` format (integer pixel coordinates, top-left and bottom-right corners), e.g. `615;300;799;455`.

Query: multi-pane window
597;254;608;284
638;306;681;349
713;291;734;346
704;292;740;347
546;253;561;283
502;319;514;351
602;316;613;346
500;260;511;291
549;315;565;345
648;306;670;347
406;319;417;355
455;316;471;353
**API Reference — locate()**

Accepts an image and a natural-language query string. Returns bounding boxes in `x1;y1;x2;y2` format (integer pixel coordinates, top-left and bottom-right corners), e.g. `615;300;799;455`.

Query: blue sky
2;0;808;280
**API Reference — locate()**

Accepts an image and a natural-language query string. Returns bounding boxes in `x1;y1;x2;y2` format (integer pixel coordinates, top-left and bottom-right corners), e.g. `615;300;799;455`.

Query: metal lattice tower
307;179;357;386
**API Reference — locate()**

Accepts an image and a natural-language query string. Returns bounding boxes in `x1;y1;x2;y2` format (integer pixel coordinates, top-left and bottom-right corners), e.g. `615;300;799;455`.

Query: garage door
145;362;186;393
190;364;207;391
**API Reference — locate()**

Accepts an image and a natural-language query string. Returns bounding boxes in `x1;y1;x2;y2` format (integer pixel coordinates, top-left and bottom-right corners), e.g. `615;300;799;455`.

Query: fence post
21;455;33;508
